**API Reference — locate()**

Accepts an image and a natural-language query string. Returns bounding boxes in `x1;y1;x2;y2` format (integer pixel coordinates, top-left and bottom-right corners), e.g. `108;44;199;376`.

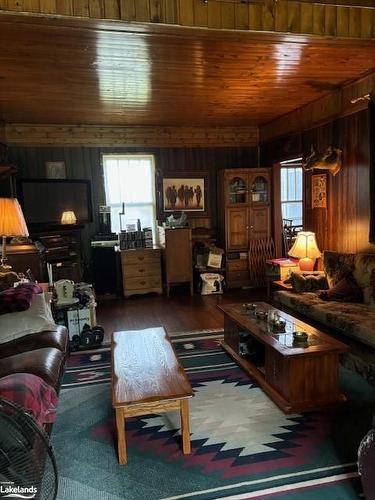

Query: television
19;179;93;225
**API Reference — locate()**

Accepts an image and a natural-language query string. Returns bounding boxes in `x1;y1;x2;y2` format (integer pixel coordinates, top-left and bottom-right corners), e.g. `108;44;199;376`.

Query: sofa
0;284;69;432
275;251;375;385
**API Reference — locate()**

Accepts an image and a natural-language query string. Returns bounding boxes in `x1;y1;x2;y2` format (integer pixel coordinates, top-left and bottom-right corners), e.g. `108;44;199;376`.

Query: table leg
115;407;127;464
180;399;191;454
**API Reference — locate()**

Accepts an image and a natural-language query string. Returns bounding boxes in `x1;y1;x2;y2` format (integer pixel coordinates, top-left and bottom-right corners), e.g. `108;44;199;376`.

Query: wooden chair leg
115;408;127;464
180;399;191;454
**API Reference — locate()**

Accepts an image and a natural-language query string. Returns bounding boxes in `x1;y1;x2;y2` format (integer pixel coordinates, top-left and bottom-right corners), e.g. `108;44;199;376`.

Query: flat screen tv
19;179;93;225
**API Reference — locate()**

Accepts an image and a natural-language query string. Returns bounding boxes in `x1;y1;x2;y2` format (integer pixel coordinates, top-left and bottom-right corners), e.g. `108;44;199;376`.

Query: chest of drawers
121;248;162;297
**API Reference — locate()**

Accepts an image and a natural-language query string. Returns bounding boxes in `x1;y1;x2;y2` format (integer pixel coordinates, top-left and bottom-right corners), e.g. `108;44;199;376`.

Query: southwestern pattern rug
52;329;375;499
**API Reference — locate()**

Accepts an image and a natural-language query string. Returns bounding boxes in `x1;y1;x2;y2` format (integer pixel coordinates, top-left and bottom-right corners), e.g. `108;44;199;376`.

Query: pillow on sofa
0;283;42;315
323;250;355;288
0;373;58;426
0;293;56;344
290;272;329;293
318;275;362;302
353;253;375;307
0;271;19;292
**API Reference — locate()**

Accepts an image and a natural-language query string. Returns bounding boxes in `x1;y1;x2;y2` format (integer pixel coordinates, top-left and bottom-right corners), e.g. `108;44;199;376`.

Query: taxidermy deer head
302;146;342;176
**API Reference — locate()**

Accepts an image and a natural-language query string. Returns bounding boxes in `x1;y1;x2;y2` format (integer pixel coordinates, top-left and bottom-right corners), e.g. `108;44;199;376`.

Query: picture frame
157;171;209;218
312;173;327;208
45;161;66;179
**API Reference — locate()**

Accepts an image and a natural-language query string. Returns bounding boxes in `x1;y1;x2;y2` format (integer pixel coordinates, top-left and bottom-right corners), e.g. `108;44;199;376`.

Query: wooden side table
266;279;293;300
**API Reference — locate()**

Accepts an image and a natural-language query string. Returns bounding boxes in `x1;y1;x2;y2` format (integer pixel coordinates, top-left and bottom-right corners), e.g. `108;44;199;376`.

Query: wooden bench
111;327;193;464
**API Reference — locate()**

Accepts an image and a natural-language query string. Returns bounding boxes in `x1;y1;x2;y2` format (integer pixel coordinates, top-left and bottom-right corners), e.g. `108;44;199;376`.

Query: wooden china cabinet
219;168;272;288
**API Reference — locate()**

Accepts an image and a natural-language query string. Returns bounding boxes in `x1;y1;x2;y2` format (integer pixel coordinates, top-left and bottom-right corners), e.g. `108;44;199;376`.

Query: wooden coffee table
218;302;349;413
111;327;193;464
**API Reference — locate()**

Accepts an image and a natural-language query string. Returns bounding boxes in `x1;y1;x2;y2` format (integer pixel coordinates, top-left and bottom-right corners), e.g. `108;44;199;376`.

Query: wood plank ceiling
0;15;375;128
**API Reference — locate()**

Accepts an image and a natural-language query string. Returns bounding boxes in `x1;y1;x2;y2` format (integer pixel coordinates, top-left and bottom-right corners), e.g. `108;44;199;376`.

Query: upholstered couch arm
0;326;69;359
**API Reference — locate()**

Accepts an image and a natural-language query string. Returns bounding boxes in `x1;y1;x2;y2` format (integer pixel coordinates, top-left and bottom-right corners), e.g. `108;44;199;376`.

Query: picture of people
163;178;205;211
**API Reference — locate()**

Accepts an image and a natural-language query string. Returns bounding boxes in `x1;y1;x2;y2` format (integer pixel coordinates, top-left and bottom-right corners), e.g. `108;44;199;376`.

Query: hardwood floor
97;288;267;342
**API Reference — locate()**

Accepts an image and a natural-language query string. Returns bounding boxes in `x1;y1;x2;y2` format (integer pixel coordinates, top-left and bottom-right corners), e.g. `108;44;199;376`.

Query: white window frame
102;153;157;240
280;158;303;229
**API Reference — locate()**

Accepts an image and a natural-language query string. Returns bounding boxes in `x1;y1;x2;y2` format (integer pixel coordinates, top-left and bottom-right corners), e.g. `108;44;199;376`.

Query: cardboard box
207;252;223;269
66;308;93;339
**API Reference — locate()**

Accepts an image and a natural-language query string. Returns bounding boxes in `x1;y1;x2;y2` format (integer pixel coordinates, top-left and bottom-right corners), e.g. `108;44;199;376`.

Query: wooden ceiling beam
4;124;259;147
0;0;375;39
259;70;375;142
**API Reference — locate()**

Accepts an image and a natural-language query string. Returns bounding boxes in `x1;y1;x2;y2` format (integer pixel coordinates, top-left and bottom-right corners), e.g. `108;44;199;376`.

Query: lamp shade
61;211;77;225
0;198;29;237
288;231;321;259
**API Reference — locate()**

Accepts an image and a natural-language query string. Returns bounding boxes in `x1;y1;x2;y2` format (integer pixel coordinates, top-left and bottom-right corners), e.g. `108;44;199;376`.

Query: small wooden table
218;302;349;413
266;278;293;300
111;327;193;464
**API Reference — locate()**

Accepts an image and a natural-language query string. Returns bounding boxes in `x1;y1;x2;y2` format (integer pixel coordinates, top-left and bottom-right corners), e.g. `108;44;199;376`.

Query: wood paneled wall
260;71;375;143
8;145;258;268
261;109;373;254
0;122;5;143
0;0;374;39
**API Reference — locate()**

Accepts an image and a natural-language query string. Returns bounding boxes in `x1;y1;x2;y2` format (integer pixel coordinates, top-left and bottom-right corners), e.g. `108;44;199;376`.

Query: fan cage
0;398;58;500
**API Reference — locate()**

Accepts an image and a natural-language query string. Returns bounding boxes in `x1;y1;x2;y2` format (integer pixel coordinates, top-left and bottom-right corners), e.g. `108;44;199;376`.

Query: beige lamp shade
0;198;29;237
61;211;77;225
288;231;321;260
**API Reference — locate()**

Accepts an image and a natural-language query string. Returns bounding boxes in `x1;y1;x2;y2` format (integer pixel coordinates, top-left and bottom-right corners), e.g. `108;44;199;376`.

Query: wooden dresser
158;227;193;296
121;247;162;298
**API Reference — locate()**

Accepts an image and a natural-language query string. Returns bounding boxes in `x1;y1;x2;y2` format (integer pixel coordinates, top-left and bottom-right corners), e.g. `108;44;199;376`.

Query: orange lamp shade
0;198;29;237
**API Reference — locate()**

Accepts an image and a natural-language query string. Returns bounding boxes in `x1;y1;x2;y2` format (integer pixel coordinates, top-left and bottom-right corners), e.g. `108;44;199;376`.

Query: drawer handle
140;280;146;285
139;268;145;273
138;256;145;261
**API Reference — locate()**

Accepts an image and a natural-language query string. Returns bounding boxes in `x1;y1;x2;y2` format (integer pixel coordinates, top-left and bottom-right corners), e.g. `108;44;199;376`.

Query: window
102;154;156;238
280;158;303;228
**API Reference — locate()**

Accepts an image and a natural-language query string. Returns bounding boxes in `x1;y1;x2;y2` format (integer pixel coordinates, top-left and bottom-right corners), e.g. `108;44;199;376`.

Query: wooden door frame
272;162;282;257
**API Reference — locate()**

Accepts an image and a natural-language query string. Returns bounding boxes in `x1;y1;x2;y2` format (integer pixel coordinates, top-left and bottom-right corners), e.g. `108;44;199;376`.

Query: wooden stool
111;327;193;464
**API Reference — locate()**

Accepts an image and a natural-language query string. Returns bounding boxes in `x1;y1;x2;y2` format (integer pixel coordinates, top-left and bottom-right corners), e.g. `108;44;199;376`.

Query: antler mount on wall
302;146;343;176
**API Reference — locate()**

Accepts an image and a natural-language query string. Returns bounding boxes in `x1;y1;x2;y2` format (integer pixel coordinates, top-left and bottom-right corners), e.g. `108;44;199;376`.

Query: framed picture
45;161;66;179
157;171;209;218
312;173;327;208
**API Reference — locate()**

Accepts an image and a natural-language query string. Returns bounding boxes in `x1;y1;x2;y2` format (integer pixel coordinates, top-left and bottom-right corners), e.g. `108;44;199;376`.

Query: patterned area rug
53;329;375;499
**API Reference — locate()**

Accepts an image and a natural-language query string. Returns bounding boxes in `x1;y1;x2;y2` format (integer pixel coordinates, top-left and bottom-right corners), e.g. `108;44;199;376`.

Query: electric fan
0;398;58;500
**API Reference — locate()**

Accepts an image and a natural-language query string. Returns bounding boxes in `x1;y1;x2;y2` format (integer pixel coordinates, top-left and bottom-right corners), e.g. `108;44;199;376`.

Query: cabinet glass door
250;175;268;204
228;176;248;204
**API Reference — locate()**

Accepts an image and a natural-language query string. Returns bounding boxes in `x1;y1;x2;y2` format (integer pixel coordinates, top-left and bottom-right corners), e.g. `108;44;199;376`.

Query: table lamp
288;231;321;272
61;211;77;225
0;198;29;272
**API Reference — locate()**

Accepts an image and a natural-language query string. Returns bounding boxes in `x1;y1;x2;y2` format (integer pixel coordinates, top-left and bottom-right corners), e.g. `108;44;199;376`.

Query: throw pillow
290;272;329;293
323;250;355;288
0;283;42;315
0;373;58;426
353;253;375;307
318;275;363;302
0;271;19;292
0;292;56;344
